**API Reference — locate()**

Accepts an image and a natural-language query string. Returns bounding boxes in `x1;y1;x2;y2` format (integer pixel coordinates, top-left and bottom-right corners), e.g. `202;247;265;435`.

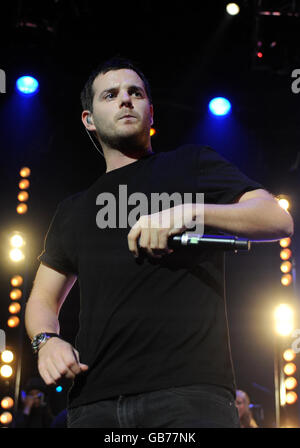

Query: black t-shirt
37;145;264;408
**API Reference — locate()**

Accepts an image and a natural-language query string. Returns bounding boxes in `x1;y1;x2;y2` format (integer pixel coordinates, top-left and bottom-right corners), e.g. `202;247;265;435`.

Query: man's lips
119;114;137;120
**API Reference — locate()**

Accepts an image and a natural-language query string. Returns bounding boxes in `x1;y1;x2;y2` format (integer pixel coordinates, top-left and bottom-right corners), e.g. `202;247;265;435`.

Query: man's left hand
127;203;199;259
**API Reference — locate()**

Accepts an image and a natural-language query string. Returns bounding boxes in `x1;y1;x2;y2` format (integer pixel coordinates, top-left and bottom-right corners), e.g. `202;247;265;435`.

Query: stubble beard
96;122;149;154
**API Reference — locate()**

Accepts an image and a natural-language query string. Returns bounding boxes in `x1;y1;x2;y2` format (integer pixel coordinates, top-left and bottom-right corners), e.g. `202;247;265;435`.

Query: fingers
38;340;88;386
128;218;174;259
127;220;143;258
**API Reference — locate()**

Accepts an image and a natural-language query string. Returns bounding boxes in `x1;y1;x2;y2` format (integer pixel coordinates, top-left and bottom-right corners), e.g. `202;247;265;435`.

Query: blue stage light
16;76;39;95
56;386;63;393
208;97;231;116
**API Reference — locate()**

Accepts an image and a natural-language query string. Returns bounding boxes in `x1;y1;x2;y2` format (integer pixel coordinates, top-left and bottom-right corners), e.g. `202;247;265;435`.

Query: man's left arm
202;188;294;241
127;189;294;258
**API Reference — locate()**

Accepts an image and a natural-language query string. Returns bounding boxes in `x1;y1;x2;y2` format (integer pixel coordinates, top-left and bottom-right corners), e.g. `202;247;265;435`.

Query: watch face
32;333;46;349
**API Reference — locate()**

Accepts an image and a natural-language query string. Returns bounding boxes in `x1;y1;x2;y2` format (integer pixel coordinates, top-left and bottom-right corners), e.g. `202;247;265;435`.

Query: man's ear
150;104;154;126
82;110;96;130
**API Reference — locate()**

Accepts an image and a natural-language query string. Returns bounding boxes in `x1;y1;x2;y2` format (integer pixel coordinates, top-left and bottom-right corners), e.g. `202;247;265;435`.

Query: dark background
0;0;299;427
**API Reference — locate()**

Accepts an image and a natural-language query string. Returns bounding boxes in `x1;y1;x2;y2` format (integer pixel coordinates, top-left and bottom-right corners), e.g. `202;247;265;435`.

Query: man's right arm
25;263;88;385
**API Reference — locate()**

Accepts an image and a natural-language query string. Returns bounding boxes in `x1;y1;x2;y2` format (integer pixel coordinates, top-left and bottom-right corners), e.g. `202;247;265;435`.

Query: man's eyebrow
99;87;117;97
99;84;145;97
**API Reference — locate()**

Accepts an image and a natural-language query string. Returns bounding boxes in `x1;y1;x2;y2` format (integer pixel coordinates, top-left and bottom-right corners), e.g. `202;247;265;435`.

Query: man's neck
103;146;153;173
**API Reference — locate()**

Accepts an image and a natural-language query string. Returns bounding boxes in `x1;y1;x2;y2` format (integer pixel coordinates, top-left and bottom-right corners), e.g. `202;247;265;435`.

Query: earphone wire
84;126;105;159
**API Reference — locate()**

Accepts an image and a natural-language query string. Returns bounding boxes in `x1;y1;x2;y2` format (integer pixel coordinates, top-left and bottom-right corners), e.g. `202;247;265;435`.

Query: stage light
0;411;13;425
18;191;29;202
0;365;13;378
9;248;25;262
16;76;39;96
285;377;298;390
8;303;21;314
10;289;22;300
226;3;240;15
274;304;294;336
150;127;156;137
56;386;63;393
284;363;297;376
20;167;31;178
278;198;290;211
281;274;293;287
280;261;292;274
16;203;28;214
1;397;14;409
1;350;14;363
11;275;23;287
283;349;296;362
10;234;24;248
208;97;231;116
19;179;30;190
280;248;292;260
257;51;263;58
276;195;291;211
286;391;298;405
280;238;291;248
7;316;20;328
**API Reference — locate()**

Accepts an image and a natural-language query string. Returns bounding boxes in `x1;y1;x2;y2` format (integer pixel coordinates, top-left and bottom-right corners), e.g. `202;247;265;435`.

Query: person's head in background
235;389;258;428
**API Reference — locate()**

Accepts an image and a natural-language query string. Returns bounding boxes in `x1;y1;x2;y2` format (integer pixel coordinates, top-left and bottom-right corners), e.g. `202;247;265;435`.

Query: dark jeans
67;383;240;428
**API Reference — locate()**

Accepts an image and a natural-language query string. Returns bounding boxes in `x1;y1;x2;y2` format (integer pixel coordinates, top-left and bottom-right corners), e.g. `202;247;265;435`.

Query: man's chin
100;131;147;152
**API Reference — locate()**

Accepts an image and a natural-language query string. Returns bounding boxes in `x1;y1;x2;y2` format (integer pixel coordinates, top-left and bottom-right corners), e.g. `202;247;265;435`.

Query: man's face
235;394;247;418
27;389;44;407
89;69;153;151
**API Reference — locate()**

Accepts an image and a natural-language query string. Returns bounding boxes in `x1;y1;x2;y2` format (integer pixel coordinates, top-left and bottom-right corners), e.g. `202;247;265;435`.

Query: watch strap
31;332;62;354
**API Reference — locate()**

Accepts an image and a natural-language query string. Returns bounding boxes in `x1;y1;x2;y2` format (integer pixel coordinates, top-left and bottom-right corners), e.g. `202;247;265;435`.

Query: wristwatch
31;332;61;354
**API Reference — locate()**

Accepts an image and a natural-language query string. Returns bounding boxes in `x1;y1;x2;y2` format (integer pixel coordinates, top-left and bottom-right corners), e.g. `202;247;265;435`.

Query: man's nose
119;91;133;108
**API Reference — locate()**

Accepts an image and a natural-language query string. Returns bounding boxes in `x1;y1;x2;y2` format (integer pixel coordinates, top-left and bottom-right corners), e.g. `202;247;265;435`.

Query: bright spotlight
226;3;240;15
208;97;232;116
7;316;20;328
20;167;31;178
1;350;14;363
0;397;14;409
0;365;13;378
9;248;25;262
280;238;291;248
16;203;28;214
283;349;296;362
10;275;23;287
0;411;13;425
284;362;297;376
274;304;294;336
10;234;24;248
16;76;39;96
278;198;290;211
286;391;298;405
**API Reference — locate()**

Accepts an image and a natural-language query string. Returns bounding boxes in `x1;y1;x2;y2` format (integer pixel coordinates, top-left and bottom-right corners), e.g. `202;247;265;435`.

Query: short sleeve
195;145;266;204
37;201;78;276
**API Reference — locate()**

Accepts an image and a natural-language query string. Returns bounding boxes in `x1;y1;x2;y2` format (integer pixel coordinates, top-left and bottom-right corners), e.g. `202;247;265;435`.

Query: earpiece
86;114;92;125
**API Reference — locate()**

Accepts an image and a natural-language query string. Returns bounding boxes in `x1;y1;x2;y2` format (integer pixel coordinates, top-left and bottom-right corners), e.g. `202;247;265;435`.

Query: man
13;377;53;428
25;57;293;428
235;390;259;428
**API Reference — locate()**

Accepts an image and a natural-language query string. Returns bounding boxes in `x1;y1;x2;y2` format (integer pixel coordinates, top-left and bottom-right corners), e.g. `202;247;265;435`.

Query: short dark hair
80;56;152;112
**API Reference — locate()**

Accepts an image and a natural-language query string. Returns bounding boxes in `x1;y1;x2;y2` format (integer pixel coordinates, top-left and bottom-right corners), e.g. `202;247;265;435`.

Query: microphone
168;234;251;252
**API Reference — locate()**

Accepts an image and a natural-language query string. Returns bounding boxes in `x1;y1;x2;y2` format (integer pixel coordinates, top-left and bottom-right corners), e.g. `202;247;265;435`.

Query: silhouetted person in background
13;377;53;428
235;389;259;428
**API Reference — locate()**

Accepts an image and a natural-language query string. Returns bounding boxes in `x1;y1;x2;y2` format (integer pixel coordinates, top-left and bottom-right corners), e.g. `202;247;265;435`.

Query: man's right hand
37;337;89;385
